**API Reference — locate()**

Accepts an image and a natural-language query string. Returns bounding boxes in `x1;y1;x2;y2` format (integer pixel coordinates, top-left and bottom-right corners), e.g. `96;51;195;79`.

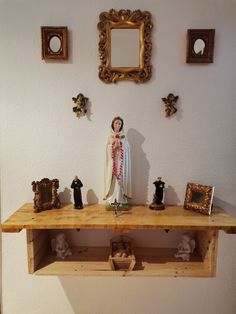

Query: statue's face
182;235;189;243
113;119;122;133
57;234;65;243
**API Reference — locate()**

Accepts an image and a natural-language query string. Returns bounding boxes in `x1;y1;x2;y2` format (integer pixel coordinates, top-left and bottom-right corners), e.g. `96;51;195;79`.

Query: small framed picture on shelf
184;182;214;215
32;178;61;212
41;26;68;60
186;29;215;63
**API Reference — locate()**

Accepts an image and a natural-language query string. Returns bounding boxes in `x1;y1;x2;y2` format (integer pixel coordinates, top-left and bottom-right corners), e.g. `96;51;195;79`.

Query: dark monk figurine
149;177;165;210
71;176;83;209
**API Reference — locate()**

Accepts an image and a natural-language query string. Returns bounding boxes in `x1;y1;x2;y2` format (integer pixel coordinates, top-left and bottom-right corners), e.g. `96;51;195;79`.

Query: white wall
1;0;236;313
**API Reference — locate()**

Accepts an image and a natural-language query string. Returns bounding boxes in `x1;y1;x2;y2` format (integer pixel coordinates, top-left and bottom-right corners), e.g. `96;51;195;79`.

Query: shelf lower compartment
35;246;206;277
27;229;218;277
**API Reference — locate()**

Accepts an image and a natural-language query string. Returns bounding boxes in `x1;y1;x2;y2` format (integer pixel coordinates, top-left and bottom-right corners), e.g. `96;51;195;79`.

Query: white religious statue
174;234;196;261
51;233;72;259
104;116;132;208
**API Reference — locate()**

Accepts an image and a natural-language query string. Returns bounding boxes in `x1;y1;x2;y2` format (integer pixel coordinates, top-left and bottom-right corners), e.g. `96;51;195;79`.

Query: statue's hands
113;139;120;149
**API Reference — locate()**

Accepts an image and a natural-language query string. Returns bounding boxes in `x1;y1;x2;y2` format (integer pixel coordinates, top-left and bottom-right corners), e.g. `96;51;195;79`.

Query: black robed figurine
71;176;83;209
150;177;165;210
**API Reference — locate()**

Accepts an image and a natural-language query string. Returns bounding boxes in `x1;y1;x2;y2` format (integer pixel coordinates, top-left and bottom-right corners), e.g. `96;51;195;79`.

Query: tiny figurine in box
149;177;165;210
32;178;61;212
109;235;136;271
71;175;83;209
51;233;72;259
174;234;196;261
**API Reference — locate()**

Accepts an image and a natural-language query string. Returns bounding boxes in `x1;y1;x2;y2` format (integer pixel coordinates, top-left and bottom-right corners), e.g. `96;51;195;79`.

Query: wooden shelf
2;203;236;277
2;203;236;233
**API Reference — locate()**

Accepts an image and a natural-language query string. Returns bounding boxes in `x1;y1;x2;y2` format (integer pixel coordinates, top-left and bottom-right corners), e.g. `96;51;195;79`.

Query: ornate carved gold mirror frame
184;182;214;215
97;9;153;83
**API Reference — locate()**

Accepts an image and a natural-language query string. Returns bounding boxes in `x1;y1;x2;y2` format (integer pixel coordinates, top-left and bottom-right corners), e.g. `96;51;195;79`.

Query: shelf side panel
27;229;50;273
197;230;218;277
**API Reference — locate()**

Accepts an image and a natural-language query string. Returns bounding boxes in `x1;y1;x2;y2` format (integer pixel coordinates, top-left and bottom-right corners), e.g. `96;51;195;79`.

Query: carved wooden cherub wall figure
162;93;179;117
72;93;88;118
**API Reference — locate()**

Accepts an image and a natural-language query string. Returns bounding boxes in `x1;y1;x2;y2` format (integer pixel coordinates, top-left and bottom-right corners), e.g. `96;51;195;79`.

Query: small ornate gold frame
184;182;214;215
186;29;215;63
97;9;153;83
41;26;68;60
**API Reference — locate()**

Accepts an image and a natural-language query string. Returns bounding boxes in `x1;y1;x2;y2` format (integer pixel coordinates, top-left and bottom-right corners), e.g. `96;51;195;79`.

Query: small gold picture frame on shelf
41;26;68;60
184;182;214;215
186;29;215;63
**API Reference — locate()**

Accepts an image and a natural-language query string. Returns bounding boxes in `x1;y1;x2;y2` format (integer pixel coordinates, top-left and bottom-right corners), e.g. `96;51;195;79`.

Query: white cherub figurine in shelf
51;233;72;259
174;234;196;261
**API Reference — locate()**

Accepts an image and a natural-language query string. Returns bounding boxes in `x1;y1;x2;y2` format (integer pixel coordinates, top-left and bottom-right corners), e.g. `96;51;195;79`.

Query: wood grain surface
2;203;236;233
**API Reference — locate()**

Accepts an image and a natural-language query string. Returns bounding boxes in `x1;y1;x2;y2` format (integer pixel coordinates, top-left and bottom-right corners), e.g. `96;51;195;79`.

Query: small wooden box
108;235;136;271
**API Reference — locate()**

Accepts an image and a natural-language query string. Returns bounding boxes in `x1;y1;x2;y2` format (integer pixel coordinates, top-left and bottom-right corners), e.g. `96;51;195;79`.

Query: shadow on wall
213;197;236;216
86;189;99;204
85;99;93;121
164;185;181;205
58;277;140;314
59;187;72;204
127;128;150;204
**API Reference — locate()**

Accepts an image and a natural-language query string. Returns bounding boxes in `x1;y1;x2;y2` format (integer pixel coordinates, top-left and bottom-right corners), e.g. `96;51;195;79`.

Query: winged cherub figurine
162;93;179;117
174;234;196;261
51;233;72;259
72;93;88;118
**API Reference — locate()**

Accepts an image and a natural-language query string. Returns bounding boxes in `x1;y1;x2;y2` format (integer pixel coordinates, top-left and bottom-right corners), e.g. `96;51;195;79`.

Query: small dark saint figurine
71;176;83;209
149;177;165;210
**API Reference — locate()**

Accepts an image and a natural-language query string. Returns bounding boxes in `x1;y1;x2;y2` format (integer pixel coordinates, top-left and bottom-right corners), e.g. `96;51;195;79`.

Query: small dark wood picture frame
32;178;61;212
41;26;68;60
186;29;215;63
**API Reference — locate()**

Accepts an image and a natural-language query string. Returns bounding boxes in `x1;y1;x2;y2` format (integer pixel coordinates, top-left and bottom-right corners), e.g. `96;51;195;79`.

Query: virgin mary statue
104;116;132;208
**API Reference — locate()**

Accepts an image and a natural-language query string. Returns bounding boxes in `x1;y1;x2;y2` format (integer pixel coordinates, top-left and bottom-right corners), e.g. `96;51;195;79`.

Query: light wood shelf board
2;203;236;233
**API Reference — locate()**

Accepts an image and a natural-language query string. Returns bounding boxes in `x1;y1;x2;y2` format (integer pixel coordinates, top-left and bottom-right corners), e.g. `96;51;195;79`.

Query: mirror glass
111;28;140;67
191;191;205;204
39;185;52;203
49;36;61;53
193;39;205;55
